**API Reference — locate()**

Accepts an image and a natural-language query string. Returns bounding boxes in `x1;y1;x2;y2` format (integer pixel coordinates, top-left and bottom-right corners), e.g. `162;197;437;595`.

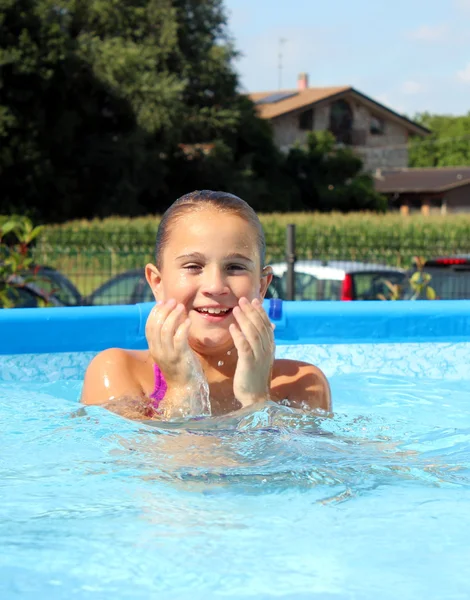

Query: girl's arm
271;359;332;413
80;348;157;419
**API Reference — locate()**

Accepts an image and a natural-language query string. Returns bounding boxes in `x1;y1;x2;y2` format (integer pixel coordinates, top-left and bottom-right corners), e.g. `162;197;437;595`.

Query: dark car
86;268;285;306
2;266;83;308
85;269;154;305
405;256;470;300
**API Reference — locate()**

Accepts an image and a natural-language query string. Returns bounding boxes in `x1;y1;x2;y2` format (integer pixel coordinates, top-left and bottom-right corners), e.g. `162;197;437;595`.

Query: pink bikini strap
149;363;167;407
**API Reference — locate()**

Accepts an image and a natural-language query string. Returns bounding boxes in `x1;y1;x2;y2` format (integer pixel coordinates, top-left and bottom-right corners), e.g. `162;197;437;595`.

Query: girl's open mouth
194;307;233;321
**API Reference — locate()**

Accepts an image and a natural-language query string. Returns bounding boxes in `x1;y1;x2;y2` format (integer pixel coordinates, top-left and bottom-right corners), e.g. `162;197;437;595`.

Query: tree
409;113;470;167
0;0;179;220
1;0;282;220
283;132;387;212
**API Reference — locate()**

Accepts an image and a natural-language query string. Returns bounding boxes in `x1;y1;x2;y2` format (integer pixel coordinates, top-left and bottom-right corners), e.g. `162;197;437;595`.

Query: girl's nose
202;267;229;295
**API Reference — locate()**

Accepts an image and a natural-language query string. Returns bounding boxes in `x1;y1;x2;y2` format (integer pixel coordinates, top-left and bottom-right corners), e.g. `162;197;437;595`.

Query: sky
224;0;470;117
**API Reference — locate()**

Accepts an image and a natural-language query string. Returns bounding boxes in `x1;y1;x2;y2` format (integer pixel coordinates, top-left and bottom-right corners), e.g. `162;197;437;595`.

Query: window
299;108;314;131
329;100;353;144
353;272;406;300
370;116;385;135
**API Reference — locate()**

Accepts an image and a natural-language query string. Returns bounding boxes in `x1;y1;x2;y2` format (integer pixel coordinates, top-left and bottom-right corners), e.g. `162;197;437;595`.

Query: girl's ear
259;265;273;299
145;263;163;302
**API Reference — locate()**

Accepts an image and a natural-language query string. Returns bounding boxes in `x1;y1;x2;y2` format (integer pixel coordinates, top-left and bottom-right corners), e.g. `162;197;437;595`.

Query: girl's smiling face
145;208;272;352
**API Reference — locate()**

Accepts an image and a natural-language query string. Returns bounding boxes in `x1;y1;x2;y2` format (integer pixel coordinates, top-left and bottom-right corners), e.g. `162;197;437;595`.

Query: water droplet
218;360;224;367
226;350;231;356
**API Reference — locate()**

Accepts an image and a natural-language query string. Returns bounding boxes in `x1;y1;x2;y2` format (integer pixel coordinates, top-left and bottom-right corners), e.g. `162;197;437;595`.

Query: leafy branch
0;216;45;308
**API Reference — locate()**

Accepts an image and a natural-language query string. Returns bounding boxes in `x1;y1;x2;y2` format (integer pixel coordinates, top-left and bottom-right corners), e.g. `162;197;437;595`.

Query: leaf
26;226;45;242
0;221;20;237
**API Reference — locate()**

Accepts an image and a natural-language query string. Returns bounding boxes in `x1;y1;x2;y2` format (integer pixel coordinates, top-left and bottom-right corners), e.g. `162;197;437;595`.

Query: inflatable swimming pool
1;300;469;599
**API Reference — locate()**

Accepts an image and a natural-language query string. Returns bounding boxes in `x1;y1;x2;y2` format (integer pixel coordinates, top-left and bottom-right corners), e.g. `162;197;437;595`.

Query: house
374;167;470;214
248;73;429;172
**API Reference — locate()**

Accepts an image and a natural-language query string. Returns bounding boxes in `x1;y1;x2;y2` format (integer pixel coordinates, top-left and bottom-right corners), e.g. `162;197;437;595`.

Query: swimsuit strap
149;363;167;408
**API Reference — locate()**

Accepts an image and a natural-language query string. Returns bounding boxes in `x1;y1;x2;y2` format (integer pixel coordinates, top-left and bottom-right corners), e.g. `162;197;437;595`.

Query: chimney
297;72;309;91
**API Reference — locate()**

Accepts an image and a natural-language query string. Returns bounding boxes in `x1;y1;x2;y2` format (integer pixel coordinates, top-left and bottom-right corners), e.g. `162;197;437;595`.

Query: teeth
198;308;229;315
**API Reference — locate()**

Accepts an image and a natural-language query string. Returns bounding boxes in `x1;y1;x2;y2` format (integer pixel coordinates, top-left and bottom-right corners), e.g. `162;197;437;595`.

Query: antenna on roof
278;38;287;89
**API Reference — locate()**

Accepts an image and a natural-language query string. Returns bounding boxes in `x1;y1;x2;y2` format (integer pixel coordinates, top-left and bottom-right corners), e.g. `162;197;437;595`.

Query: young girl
81;190;331;420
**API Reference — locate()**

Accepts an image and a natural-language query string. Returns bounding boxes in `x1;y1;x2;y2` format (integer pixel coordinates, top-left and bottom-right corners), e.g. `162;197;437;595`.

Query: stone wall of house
271;105;331;151
272;114;308;150
356;146;409;172
270;99;410;170
313;105;329;131
353;103;409;171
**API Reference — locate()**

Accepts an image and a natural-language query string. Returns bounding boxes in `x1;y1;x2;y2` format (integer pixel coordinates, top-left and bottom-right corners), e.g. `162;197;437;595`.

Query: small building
374;167;470;214
248;73;429;172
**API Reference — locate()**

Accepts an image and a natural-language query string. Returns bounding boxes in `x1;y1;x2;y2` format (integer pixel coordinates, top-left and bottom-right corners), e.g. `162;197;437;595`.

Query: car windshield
278;272;343;300
352;271;407;300
404;267;470;300
33;268;82;306
88;271;153;305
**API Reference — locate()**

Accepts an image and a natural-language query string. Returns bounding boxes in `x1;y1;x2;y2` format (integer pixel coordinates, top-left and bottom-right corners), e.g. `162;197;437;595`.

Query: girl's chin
189;331;232;350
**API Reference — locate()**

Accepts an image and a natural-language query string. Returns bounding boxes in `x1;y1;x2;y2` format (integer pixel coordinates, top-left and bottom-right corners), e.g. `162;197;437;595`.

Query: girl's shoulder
271;358;331;412
86;348;148;371
81;348;151;406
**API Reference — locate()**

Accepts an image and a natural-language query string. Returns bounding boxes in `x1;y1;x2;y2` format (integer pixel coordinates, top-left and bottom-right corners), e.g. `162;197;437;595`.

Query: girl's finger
238;298;274;354
173;317;191;349
251;298;275;342
238;297;266;335
232;305;264;357
160;303;186;350
146;299;177;336
229;322;252;356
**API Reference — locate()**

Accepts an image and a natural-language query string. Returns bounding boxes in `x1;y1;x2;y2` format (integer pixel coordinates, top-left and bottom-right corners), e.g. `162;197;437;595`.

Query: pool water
1;343;470;599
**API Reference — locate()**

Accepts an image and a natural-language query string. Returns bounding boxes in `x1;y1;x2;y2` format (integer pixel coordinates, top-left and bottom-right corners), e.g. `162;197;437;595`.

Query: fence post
286;224;296;301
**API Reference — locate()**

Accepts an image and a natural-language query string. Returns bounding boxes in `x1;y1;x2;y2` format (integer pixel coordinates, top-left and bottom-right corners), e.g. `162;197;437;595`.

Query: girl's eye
182;264;247;273
227;264;247;272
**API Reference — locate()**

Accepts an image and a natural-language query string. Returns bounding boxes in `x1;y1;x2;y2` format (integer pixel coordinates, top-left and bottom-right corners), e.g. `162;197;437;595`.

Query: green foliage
409;112;470;167
0;215;45;307
1;1;393;219
0;0;271;219
284;132;387;212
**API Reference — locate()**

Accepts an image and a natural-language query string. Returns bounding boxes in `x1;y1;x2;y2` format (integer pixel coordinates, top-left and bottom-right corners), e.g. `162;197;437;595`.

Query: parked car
268;260;407;301
1;266;83;308
85;262;408;305
404;256;470;300
85;269;154;305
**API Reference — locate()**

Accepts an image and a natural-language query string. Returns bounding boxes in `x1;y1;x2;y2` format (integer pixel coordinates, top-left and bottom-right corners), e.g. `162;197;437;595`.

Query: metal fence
29;223;470;303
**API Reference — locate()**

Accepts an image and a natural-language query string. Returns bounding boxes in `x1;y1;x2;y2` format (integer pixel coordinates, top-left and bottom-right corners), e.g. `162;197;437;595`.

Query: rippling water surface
1;343;469;599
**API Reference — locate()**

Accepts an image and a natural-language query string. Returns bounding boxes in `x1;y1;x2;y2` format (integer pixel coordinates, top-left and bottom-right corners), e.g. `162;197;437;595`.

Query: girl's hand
229;297;275;408
145;300;209;418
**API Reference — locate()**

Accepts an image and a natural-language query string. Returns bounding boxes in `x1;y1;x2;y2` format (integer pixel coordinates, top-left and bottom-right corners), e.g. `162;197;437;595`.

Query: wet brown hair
155;190;266;269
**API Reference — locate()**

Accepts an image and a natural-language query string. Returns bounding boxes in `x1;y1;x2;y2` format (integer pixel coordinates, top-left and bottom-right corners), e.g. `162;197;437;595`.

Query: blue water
1;343;470;599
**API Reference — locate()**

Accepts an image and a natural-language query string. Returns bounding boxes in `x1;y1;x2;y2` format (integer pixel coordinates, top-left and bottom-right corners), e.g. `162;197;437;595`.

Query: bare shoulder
271;359;331;412
81;348;146;406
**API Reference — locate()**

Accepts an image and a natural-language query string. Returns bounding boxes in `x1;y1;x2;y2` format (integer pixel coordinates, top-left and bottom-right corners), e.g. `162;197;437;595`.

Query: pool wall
1;300;469;355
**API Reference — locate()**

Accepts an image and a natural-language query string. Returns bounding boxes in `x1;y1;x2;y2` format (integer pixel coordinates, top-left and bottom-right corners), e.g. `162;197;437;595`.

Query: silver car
267;260;407;301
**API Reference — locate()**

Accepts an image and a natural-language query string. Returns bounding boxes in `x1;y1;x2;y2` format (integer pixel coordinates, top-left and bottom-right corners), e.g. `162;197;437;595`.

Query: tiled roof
247;87;429;136
375;167;470;193
249;86;350;119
